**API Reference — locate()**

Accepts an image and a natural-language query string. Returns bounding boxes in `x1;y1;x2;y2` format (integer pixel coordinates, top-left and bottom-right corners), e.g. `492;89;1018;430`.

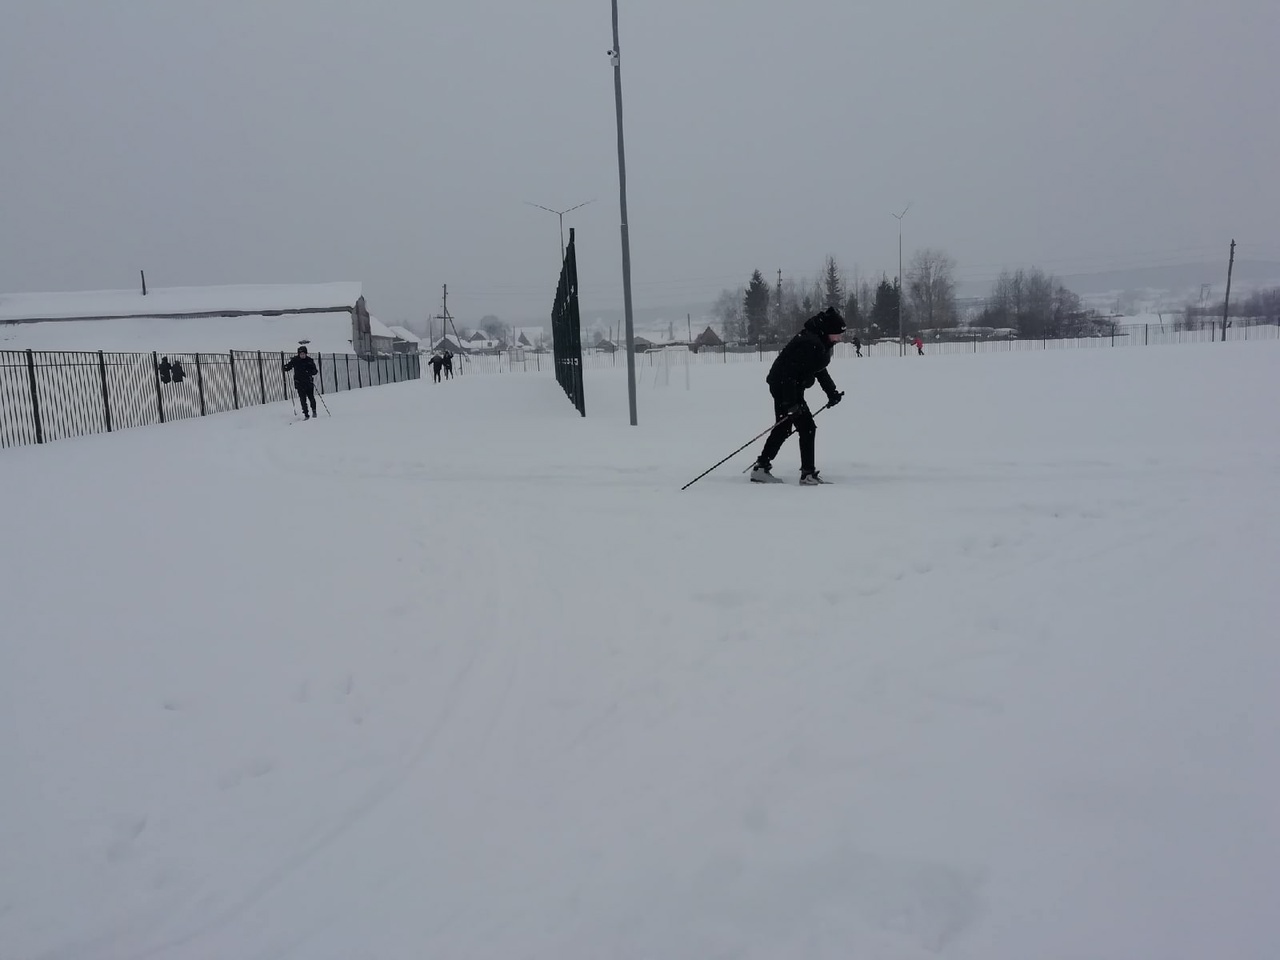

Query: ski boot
799;469;830;485
749;460;784;483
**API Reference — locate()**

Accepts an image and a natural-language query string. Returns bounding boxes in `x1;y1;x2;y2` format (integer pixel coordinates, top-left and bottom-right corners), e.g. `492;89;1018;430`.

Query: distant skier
852;335;862;358
443;350;454;379
428;353;445;383
158;357;172;384
283;345;319;419
171;359;186;383
750;307;846;485
913;336;924;356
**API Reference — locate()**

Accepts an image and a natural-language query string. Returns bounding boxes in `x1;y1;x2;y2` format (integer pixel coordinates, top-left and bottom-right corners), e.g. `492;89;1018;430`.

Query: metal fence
0;348;421;449
568;317;1280;370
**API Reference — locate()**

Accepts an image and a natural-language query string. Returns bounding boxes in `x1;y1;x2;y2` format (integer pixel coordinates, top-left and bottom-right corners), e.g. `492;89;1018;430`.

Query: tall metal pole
610;0;638;426
892;203;911;356
1222;239;1236;343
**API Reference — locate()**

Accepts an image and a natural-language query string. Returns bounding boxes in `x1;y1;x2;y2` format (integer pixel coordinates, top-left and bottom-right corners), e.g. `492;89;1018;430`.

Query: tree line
712;253;1117;344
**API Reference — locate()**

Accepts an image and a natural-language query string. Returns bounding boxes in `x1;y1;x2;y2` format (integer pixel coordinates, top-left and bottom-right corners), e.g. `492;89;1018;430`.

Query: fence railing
0;349;421;449
443;318;1280;377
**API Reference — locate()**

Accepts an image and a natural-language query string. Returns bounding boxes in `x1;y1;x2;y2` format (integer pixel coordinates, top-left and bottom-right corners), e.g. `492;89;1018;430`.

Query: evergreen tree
870;277;901;337
743;270;772;343
843;292;862;334
823;256;844;312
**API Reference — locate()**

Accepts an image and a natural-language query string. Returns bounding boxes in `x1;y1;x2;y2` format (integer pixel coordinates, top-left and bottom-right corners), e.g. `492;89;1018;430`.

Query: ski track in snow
2;343;1279;959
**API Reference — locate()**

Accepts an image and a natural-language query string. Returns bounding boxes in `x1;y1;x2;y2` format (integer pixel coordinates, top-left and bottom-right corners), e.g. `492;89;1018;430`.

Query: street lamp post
524;199;596;262
610;0;638;427
892;203;911;356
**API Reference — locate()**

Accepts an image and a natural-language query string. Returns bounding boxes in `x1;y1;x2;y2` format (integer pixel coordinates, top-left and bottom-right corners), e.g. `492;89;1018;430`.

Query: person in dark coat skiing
171;359;186;383
852;335;862;358
283;345;319;419
158;357;172;384
750;307;845;485
443;350;454;379
428;353;445;383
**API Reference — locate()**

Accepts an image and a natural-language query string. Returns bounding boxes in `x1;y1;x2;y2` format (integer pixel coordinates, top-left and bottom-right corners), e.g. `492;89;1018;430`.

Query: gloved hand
825;390;844;407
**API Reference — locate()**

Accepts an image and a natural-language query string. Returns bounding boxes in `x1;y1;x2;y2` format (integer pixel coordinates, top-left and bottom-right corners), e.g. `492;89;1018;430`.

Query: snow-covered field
2;343;1278;959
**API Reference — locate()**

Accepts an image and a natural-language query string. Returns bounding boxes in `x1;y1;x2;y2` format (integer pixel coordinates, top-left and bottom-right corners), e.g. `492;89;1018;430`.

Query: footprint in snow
218;757;276;790
106;815;148;862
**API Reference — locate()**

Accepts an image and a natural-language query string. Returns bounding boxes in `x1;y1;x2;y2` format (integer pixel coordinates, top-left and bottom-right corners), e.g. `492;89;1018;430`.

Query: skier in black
428;353;445;382
283;345;319;419
443;350;454;379
750;307;845;485
852;335;862;358
158;357;173;384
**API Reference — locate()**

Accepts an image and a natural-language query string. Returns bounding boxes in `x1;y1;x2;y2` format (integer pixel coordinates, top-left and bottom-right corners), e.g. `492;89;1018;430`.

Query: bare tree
713;287;745;342
906;248;958;331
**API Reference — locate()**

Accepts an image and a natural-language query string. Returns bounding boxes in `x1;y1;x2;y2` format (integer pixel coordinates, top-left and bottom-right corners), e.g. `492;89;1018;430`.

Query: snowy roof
512;326;547;346
0;282;364;323
367;316;397;340
387;325;421;343
0;312;356;354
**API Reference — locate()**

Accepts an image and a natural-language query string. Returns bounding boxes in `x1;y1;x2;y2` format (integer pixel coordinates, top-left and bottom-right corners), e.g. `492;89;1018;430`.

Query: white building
0;281;381;355
387;326;423;353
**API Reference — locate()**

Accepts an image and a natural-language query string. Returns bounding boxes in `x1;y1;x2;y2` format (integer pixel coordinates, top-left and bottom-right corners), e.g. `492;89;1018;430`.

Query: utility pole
776;268;783;330
433;284;467;375
686;313;692;343
892;203;911;356
1222;239;1236;343
610;0;639;426
524;199;596;262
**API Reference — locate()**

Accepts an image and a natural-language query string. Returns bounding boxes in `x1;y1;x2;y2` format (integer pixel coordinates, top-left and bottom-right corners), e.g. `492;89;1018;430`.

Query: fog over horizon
2;0;1277;328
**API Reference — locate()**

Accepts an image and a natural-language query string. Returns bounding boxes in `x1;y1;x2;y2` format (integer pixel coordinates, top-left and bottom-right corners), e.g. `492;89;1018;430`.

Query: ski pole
680;397;837;491
317;393;331;417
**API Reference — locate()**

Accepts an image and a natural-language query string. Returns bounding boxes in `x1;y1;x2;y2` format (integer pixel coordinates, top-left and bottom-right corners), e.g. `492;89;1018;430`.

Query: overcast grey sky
2;0;1277;326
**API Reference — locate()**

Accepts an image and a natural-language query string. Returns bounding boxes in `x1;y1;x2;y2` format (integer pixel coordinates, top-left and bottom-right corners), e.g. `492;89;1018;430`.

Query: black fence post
317;353;325;394
1111;323;1116;347
1145;324;1149;346
279;352;288;405
357;357;364;388
98;350;113;432
257;351;266;404
230;352;239;409
152;352;166;423
25;349;44;444
196;354;206;416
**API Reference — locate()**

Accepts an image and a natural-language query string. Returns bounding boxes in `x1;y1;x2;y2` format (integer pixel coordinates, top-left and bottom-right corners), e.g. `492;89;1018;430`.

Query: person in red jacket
913;335;924;356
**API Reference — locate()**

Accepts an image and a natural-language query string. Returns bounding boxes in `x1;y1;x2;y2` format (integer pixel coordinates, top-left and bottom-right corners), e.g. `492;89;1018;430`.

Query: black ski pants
296;381;317;416
759;380;816;472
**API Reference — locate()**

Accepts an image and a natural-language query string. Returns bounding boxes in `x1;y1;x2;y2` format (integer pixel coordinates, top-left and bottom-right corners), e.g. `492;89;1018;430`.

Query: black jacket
283;355;317;384
768;316;837;396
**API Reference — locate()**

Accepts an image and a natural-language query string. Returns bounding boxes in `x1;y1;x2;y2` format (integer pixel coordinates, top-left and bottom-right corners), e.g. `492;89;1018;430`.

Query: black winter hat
814;307;846;336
